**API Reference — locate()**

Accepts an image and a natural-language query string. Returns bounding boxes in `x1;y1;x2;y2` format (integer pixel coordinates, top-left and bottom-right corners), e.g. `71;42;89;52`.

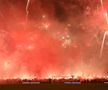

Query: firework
99;0;108;59
0;0;108;81
100;31;108;59
26;0;30;22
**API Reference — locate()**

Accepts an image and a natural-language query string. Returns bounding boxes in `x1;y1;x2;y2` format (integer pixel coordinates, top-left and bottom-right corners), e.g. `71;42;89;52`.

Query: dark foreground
0;84;108;90
0;79;108;90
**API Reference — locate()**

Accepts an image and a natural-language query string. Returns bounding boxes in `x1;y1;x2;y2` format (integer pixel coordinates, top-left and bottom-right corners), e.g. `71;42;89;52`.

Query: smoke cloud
0;0;108;79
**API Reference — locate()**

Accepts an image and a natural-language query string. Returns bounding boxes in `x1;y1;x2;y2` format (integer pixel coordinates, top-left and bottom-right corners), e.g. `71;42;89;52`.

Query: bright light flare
17;72;35;80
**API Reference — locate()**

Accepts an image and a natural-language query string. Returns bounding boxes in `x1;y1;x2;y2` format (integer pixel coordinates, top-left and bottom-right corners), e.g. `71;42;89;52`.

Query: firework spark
100;0;104;9
26;0;30;21
100;31;108;59
99;0;108;59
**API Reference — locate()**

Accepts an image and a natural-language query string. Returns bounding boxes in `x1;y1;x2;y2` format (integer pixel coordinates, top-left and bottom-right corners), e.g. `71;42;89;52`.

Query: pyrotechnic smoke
0;0;108;79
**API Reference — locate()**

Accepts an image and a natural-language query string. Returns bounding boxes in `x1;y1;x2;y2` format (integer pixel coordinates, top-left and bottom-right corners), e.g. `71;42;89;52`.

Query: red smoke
0;0;108;80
